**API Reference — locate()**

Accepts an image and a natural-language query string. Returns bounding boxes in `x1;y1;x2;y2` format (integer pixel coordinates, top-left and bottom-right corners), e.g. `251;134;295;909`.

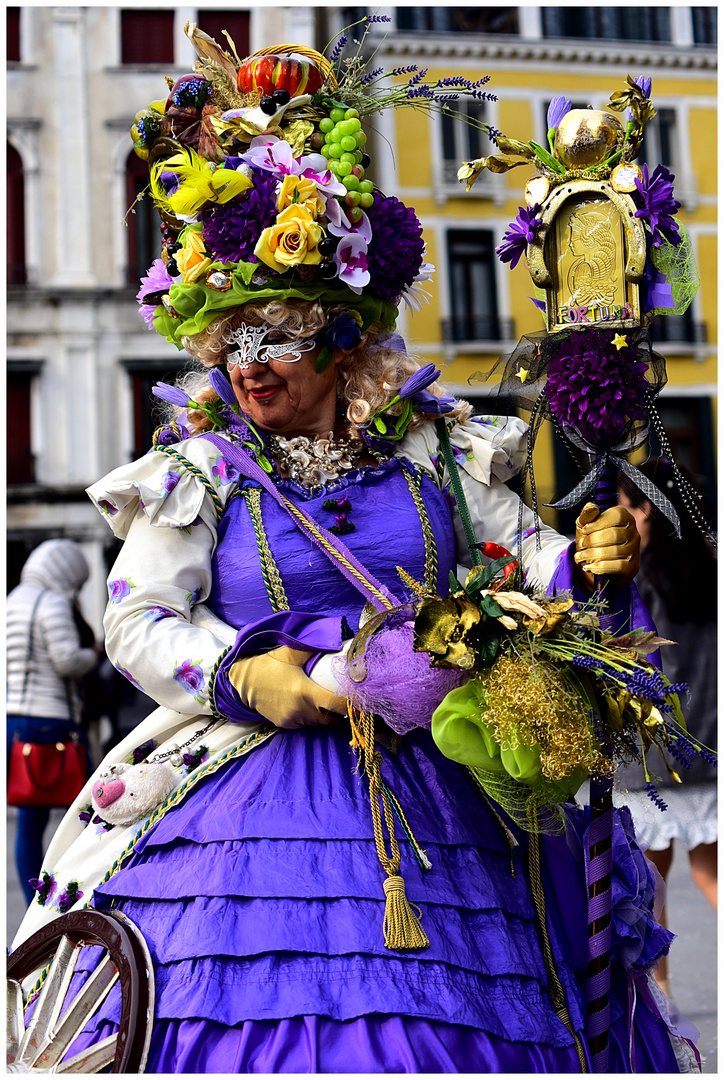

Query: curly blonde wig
176;299;471;436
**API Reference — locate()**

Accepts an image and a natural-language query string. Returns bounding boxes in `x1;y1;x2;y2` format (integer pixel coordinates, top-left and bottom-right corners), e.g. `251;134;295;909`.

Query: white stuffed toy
91;761;177;826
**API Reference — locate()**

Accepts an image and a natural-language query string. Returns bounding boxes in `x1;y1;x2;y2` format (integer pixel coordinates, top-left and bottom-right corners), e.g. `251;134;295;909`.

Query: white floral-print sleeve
88;436;241;714
398;416;571;589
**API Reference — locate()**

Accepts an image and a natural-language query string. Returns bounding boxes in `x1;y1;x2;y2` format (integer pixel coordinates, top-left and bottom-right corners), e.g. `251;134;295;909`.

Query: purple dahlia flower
634;164;681;248
365;195;426;302
496;205;542;270
137;258;173;328
201;168;278;265
545;329;649;448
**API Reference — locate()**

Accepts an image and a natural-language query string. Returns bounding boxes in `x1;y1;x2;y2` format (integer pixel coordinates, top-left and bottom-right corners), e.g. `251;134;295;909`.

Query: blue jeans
7;715;77;906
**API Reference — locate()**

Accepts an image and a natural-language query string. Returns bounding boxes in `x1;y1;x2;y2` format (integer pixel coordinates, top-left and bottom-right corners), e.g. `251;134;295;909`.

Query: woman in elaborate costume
11;24;699;1073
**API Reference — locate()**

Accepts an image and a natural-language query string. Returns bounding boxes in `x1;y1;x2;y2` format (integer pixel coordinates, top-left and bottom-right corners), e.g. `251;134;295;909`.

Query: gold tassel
383;874;430;950
348;704;431;952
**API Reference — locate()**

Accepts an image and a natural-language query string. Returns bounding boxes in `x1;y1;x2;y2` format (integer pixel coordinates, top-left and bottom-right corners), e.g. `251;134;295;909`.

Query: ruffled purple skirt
64;725;680;1072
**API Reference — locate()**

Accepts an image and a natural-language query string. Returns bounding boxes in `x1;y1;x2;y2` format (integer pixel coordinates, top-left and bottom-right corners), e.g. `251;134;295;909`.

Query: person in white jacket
6;539;100;903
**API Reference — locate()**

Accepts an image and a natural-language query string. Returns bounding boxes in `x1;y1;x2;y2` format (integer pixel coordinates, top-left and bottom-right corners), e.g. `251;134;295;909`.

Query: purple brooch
323;496;355;535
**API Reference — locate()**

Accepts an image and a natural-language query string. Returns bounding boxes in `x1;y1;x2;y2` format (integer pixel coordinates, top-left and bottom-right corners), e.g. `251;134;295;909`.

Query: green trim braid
155;445;224;522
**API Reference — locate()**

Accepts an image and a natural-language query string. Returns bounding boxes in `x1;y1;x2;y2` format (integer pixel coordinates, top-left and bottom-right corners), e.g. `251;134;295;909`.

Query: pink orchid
335;234;370;291
296;154;346;197
241;136;344;196
325;201;372;243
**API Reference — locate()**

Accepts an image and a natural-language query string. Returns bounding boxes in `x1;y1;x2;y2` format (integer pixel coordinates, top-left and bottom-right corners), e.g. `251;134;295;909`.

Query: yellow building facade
370;9;716;533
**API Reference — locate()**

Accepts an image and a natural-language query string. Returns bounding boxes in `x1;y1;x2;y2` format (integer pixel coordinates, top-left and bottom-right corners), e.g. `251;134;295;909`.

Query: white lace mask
226;323;317;370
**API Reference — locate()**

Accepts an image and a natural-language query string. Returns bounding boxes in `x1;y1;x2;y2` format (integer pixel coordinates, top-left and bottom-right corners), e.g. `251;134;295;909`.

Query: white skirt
613;780;718;852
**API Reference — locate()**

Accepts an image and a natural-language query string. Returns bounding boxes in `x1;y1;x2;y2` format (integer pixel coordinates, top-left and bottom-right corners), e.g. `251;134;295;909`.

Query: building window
397;8;518;33
639;107;677;171
542;8;670;42
649;309;702;346
121;10;174;65
196;10;250;58
122;361;189;460
441;101;489;185
693;7;717;45
7;7;20;61
7;143;26;286
8;366;40;484
126;151;163;287
444;230;504;343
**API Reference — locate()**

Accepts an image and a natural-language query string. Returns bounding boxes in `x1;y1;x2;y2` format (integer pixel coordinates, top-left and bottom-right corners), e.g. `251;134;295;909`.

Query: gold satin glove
229;646;347;730
574;501;640;589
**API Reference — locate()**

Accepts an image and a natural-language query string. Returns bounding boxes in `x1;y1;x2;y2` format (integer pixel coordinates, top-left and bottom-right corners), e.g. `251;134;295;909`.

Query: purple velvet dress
69;459;684;1072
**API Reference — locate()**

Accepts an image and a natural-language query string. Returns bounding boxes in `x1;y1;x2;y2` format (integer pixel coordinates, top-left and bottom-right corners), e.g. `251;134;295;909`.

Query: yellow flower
277;175;325;219
254;204;323;272
176;228;212;284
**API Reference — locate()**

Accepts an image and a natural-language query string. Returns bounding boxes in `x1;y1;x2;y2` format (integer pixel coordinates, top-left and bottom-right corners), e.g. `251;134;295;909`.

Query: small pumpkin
236;54;323;98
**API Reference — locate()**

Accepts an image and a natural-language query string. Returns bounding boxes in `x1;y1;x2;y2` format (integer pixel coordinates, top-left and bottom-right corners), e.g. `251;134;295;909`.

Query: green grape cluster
316;106;375;218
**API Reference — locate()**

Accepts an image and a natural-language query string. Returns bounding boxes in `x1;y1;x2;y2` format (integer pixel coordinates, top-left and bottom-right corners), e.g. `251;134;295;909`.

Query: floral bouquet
341;549;714;832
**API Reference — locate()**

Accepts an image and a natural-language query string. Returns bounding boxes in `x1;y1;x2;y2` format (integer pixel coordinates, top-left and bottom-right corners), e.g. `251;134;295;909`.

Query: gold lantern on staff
523;109;648;335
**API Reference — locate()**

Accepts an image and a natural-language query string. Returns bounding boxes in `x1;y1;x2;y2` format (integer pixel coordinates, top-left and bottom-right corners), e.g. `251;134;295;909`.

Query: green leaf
464;557;515;598
479;594;505;618
528;140;567;175
477;625;502;667
449;570;464;595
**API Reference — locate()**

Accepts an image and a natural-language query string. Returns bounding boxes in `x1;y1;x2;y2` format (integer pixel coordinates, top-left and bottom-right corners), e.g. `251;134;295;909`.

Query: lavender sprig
359;67;384;86
330;35;347;62
644;780;668;812
407;68;429;87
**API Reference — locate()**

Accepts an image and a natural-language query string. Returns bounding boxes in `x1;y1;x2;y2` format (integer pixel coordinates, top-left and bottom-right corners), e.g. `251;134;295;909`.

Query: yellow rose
176;229;212;284
277;175;325;219
254;204;322;272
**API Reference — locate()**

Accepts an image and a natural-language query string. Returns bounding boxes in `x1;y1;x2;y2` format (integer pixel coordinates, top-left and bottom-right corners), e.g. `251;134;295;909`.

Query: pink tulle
336;623;468;734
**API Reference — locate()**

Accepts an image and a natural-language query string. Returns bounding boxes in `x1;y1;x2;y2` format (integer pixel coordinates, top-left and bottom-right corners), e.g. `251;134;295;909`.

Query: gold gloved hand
574;501;640;590
229;646;347;730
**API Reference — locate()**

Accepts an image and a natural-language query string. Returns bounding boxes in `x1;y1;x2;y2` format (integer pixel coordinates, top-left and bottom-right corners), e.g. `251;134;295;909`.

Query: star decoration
612;333;628;351
515;367;530;383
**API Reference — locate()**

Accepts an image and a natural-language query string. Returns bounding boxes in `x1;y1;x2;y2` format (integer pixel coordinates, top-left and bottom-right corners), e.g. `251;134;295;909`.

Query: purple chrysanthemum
137;258;173;328
365;195;426;302
496;205;542;270
545;329;649;447
201;168;278;265
634;164;681;248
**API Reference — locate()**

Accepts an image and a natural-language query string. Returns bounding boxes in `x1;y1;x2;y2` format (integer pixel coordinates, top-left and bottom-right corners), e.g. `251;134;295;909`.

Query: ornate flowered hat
133;18;495;358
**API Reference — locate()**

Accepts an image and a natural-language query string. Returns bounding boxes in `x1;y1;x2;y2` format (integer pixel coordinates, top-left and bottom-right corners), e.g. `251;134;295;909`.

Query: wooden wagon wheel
7;910;154;1073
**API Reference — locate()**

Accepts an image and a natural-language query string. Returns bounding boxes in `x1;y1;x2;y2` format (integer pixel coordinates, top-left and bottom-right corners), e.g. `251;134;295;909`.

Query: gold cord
401;466;438;594
349;704;429;950
244;486;289;611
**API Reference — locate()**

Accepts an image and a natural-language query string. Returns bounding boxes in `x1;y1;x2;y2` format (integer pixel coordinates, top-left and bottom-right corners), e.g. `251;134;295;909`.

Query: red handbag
7;735;88;808
8;589;89;807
